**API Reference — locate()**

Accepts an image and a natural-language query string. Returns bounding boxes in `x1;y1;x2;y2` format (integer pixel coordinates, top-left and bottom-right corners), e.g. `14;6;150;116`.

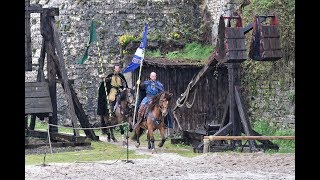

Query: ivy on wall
240;0;295;123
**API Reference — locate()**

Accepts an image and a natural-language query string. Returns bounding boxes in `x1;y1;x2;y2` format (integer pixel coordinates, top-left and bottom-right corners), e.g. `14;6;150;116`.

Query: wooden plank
25;107;53;114
51;19;80;137
25;82;49;87
213;122;232;136
25;91;50;98
25;97;52;108
204;135;295;141
27;130;87;143
25;142;91;149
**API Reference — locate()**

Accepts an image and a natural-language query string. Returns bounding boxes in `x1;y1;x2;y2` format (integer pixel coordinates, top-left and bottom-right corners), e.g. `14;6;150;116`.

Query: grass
25;141;149;165
252;119;295;153
166;42;213;61
136;130;199;158
25;119;200;165
26;118;294;165
145;42;214;62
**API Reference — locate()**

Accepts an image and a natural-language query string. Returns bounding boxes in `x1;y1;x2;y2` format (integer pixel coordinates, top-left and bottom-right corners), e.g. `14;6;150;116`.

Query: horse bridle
158;98;168;114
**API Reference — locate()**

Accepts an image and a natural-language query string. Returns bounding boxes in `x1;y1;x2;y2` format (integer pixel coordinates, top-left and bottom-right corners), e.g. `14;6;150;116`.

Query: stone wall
26;0;237;126
26;0;294;128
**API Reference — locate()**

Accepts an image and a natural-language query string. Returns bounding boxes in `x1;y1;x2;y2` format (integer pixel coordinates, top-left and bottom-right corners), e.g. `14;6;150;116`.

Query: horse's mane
148;91;171;111
119;88;134;101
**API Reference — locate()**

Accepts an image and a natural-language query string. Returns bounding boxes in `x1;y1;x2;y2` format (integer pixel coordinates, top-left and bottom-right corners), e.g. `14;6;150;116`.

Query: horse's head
120;88;135;108
159;91;173;116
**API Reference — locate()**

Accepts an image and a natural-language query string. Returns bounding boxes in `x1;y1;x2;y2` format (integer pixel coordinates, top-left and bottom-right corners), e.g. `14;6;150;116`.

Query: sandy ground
25;136;295;180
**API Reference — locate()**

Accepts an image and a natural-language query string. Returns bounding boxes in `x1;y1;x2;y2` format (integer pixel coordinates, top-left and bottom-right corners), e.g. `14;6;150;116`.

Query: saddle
133;104;148;129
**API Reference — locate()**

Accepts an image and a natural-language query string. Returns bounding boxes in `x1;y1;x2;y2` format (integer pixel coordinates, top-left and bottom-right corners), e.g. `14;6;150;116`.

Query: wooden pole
50;19;80;137
203;138;209;153
132;57;143;126
204;136;295;141
25;0;32;71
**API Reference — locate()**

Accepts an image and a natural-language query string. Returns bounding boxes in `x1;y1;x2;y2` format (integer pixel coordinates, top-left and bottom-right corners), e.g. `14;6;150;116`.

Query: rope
43;122;130;166
48;122;128;130
185;89;197;108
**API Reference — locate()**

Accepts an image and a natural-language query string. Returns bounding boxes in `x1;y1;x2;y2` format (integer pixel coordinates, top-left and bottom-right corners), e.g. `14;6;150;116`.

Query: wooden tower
25;0;98;141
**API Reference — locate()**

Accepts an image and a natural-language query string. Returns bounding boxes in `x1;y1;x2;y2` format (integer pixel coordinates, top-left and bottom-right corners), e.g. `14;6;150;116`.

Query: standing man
97;64;128;134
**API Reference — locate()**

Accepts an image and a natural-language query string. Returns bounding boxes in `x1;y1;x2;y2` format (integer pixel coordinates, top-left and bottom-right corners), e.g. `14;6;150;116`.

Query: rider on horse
135;72;173;136
97;64;128;134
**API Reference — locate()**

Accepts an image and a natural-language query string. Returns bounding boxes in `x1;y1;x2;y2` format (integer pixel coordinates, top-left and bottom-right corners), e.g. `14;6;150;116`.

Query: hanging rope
172;60;222;131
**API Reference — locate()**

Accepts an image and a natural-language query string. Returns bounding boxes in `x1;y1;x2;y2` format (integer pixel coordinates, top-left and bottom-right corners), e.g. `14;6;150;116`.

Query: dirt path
25;136;295;180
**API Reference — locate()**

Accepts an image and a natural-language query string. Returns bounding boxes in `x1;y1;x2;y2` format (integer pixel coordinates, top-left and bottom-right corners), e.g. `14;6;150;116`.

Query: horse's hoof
107;138;111;142
112;138;118;142
122;141;127;146
135;143;140;148
151;149;156;154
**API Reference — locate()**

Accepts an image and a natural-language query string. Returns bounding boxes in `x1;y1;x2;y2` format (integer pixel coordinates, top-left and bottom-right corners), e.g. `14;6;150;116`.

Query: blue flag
123;23;148;73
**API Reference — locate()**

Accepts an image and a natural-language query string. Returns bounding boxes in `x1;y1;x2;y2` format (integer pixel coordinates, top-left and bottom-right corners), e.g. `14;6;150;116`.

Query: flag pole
97;38;109;106
92;17;109;115
132;57;144;126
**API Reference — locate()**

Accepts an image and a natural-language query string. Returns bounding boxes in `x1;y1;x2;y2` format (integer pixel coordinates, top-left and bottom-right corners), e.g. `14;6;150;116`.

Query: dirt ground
25;136;295;180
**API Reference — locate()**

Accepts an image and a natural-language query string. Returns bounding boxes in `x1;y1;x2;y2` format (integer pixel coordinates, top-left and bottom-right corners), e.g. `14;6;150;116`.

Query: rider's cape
97;73;128;116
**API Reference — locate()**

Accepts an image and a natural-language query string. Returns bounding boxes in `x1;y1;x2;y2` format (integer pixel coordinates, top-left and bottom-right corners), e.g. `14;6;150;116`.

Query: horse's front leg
147;132;151;149
110;127;117;142
158;124;167;148
147;126;156;153
120;125;126;146
135;127;141;148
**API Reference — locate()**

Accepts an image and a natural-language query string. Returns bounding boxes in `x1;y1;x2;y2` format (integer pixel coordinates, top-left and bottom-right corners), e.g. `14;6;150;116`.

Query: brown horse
133;91;172;153
106;88;135;145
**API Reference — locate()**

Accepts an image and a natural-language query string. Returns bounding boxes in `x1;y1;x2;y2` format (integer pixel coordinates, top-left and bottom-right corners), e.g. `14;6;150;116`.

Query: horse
133;91;173;153
105;88;135;145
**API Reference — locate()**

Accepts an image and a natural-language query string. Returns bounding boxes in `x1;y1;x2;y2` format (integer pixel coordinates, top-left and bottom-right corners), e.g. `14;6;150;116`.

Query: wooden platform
26;129;88;143
25;82;53;116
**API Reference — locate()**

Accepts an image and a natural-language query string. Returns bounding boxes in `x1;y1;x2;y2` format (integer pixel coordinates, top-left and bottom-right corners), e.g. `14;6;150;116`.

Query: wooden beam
47;39;58;133
37;38;46;82
204;135;295;141
69;85;99;141
219;92;230;130
25;142;91;149
213;122;232;136
25;3;32;71
51;19;80;137
26;4;59;16
251;130;279;148
45;79;75;84
234;85;257;151
51;56;98;140
26;130;87;143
